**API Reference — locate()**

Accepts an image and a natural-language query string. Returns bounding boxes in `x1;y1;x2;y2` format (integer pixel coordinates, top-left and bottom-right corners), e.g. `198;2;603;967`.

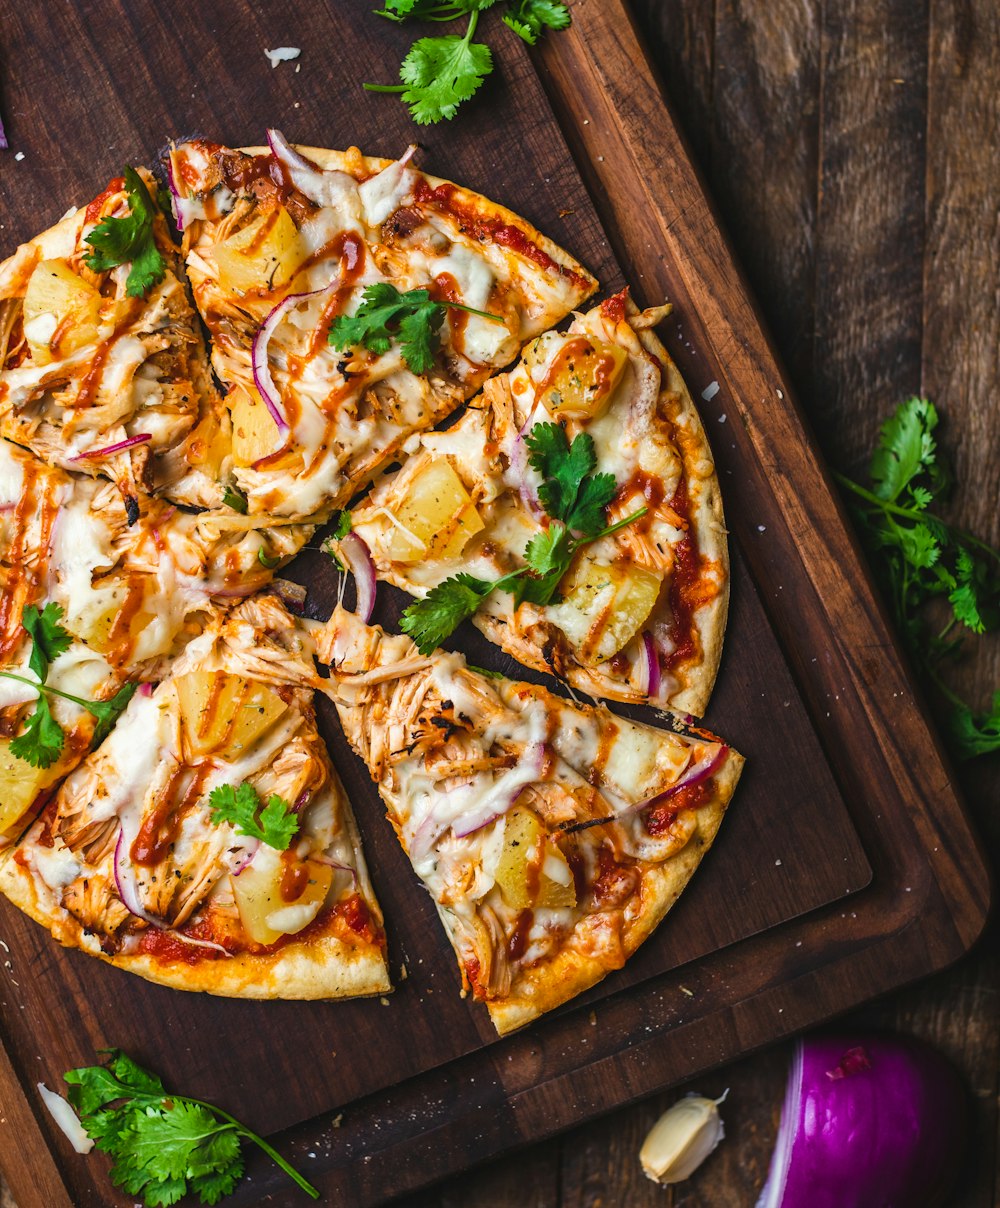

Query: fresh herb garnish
207;782;299;850
400;422;646;653
84;166;166;299
2;604;136;767
62;1048;319;1205
502;0;571;44
329;282;503;373
222;482;248;514
322;511;353;571
257;547;280;569
836;397;1000;759
366;1;570;124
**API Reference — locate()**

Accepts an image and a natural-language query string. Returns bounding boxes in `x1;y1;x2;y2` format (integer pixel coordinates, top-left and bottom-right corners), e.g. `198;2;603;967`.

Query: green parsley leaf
9;694;64;769
207;782;299;850
63;1049;318;1205
21;602;71;682
376;0;497;19
397;32;492;123
329;282;501;372
503;0;571;45
258;546;280;569
948;690;1000;759
331;510;353;540
84;166;166;299
89;682;139;747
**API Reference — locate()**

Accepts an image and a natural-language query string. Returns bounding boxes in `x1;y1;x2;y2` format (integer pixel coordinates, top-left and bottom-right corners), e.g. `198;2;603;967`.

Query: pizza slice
167;133;597;520
0;438;311;842
0;168;228;513
336;292;729;716
0;594;390;1000
313;606;742;1034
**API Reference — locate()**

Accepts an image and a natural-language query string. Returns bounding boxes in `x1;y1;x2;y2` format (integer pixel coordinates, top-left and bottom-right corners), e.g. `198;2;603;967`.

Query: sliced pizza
313;606;742;1034
0;594;390;1000
167;133;597;521
337;292;729;716
0;438;311;841
0;168;227;513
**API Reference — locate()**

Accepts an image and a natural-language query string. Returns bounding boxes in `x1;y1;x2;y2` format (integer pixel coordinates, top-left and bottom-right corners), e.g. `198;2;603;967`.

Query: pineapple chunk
230;384;280;467
212;206;304;296
0;738;58;834
383;459;484;564
23;259;102;364
533;336;629;419
231;845;333;945
494;806;576;911
553;559;661;661
175;671;288;761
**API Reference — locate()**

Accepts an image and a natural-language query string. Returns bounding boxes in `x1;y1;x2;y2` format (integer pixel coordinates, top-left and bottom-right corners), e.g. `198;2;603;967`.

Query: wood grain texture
0;0;995;1204
411;1;1000;1205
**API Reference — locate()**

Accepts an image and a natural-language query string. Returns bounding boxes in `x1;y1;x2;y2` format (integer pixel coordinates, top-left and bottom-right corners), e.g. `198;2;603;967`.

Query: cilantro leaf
9;694;64;769
332;510;353;541
62;1049;318;1205
207;782;299;850
398;32;492;123
515;523;575;606
329;282;501;372
21;602;71;682
503;0;571;45
837;396;1000;761
89;682;139;747
84;166;166;299
870;396;940;503
376;0;497;19
222;483;248;514
524;424;617;535
258;546;280;569
400;572;497;654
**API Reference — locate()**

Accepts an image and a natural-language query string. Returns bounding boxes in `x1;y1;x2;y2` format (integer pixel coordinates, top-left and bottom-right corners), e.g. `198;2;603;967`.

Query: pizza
0;168;227;515
167;133;597;521
0;135;743;1022
313;606;743;1034
338;292;728;715
0;594;390;1000
0;438;311;841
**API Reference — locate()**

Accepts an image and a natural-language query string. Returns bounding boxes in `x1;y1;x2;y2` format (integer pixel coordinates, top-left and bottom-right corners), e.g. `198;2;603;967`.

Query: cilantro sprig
329;282;503;374
208;782;299;850
399;422;646;653
366;0;570;125
84;166;166;299
62;1048;318;1205
836;397;1000;759
1;604;136;768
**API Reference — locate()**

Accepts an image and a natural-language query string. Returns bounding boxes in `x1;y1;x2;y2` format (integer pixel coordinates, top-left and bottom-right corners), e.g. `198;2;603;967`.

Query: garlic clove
639;1092;727;1184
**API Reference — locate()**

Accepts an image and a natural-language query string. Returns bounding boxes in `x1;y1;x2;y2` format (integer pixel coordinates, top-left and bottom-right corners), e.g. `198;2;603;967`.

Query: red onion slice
508;406;545;519
451;739;547;838
618;743;727;824
340;532;377;623
756;1034;965;1208
251;269;348;439
638;631;661;698
113;830;166;928
273;577;307;613
70;433;152;461
0;114;8;151
266;128;359;209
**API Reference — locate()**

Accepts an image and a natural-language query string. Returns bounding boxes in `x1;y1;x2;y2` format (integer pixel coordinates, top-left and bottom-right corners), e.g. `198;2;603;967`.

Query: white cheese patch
32;841;82;891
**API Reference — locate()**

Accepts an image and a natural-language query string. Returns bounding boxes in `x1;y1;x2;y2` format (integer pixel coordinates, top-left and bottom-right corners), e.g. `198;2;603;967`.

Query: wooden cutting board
0;2;988;1205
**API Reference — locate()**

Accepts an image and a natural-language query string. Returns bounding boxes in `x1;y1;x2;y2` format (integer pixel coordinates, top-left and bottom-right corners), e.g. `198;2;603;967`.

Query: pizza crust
0;853;390;999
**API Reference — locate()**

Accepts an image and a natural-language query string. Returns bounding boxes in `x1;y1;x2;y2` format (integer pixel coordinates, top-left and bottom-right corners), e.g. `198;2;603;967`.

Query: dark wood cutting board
0;2;988;1205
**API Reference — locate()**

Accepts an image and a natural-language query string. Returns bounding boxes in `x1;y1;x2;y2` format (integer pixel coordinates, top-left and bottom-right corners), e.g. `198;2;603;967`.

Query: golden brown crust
0;854;390;999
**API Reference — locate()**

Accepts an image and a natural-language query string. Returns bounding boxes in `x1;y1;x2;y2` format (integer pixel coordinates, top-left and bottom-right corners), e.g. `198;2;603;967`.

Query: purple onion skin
761;1034;966;1208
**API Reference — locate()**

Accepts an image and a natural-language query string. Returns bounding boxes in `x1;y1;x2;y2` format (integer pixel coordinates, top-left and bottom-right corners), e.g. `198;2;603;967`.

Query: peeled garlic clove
639;1092;727;1184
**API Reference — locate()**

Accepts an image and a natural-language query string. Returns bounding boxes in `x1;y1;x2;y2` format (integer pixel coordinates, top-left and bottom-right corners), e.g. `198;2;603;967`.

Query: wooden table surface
1;2;996;1206
402;2;1000;1205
